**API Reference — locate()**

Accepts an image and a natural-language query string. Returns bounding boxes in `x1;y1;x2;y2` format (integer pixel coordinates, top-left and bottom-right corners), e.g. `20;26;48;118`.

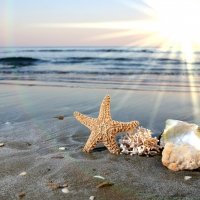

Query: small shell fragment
62;188;69;193
94;175;105;179
19;172;27;176
63;183;68;187
48;183;60;189
18;193;25;199
59;147;66;150
26;142;31;146
89;196;95;200
0;143;4;147
184;176;192;181
5;122;10;125
96;181;113;188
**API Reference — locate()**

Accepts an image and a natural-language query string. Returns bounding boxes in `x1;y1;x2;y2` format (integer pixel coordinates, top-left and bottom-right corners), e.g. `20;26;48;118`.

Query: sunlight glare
151;1;199;41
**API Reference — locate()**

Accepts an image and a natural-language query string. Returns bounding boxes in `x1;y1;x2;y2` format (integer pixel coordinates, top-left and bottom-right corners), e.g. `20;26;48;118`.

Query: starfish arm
83;131;103;152
110;120;139;134
98;94;112;121
103;134;120;154
74;111;97;130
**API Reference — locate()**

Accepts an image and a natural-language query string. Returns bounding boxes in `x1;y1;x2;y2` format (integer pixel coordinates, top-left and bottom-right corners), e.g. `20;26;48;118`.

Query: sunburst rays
33;1;200;121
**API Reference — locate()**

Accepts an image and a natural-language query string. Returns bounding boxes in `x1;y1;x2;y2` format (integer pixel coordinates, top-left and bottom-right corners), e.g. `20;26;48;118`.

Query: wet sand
0;84;200;200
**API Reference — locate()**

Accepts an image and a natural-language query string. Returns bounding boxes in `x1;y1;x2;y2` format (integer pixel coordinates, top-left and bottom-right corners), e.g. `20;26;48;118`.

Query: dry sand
0;84;200;200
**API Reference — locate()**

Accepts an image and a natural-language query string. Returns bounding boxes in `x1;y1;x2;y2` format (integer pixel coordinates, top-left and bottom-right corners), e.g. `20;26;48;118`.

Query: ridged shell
160;119;200;150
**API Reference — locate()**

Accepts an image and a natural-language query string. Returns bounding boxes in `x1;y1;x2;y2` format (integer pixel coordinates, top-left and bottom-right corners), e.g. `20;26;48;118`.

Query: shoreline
0;84;200;199
1;77;200;92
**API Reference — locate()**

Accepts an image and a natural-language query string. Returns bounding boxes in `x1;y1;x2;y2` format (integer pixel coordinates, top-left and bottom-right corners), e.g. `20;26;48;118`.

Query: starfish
74;94;139;154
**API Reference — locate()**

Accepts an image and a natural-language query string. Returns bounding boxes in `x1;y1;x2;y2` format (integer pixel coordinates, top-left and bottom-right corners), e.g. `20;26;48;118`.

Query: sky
1;0;200;48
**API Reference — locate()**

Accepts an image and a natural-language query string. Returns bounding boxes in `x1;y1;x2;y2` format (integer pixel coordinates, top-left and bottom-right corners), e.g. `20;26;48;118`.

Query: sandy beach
1;83;200;200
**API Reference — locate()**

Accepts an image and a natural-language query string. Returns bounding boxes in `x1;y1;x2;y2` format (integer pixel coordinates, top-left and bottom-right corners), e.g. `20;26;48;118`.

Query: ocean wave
0;69;199;76
0;57;44;67
38;49;64;52
3;47;200;55
52;56;150;64
14;48;156;53
155;58;183;64
52;56;200;65
0;56;189;66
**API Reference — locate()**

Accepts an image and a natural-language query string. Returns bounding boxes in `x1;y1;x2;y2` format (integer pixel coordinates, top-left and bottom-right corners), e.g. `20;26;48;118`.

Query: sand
0;84;200;200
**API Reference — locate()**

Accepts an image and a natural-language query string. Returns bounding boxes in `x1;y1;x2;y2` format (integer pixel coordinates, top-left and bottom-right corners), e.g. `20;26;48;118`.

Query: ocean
0;46;200;92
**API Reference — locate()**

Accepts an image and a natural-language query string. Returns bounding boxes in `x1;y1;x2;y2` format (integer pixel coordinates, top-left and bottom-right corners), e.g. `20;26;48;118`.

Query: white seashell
94;175;105;179
19;172;27;176
5;122;10;125
89;196;95;200
61;188;69;193
59;147;66;150
184;176;192;180
160;119;200;150
0;143;4;147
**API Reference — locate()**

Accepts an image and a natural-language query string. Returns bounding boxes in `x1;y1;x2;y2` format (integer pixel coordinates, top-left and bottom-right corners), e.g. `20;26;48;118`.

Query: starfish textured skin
74;94;139;154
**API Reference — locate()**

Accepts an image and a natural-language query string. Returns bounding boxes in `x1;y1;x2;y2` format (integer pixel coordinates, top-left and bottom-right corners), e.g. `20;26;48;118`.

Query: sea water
0;46;200;91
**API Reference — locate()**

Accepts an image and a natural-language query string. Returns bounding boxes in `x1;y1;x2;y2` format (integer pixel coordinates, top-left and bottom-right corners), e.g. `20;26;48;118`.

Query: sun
35;0;200;54
146;0;200;46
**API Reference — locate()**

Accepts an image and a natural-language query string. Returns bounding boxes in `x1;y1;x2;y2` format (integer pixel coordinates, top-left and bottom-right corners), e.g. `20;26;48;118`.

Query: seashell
63;183;68;187
59;147;66;150
89;196;95;200
162;142;200;171
18;193;25;199
160;119;200;150
48;183;60;189
0;143;4;147
96;181;113;188
19;172;27;176
5;122;10;125
94;175;105;179
184;176;192;180
62;188;69;193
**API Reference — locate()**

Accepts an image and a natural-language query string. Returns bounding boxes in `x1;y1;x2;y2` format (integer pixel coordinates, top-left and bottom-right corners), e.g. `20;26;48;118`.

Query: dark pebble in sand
26;142;31;146
58;116;64;120
51;156;64;159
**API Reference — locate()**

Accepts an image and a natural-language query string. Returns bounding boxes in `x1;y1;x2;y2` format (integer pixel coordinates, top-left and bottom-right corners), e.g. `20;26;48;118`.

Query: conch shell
160;119;200;150
162;142;200;171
